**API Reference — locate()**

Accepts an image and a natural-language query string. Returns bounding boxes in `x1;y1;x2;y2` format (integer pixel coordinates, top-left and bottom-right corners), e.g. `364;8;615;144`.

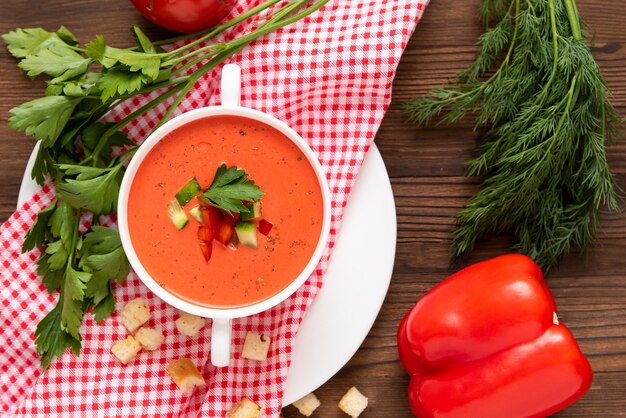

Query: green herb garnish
4;0;329;369
25;201;129;369
403;0;623;270
200;164;265;213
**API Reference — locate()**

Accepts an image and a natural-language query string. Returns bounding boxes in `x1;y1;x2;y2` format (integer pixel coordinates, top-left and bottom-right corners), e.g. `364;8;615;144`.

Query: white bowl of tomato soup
118;64;331;367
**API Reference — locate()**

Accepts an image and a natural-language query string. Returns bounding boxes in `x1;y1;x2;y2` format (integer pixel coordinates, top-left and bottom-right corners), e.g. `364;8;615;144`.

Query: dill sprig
403;0;623;270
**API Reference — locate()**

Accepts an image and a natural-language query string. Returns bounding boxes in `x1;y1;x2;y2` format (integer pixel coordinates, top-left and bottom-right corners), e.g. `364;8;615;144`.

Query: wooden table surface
1;0;625;416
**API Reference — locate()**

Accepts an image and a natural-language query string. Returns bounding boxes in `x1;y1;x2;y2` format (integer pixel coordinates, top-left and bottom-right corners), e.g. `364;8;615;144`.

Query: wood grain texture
1;0;625;416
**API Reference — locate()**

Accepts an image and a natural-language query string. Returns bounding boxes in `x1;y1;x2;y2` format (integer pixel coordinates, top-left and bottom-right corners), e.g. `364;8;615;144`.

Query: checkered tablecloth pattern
0;0;429;416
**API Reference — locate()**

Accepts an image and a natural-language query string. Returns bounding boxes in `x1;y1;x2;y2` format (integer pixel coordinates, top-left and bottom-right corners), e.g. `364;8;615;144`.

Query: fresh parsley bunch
3;0;329;369
404;0;623;270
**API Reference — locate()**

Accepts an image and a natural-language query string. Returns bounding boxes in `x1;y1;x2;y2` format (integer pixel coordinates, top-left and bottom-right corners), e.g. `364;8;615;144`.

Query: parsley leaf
2;27;72;59
56;164;123;214
35;302;81;370
80;122;134;158
37;254;64;293
86;35;161;79
44;240;68;271
18;44;90;83
97;67;152;102
8;96;82;147
60;265;90;340
23;199;57;252
131;25;157;54
30;146;49;185
58;202;76;245
92;290;116;324
200;164;265;213
81;226;129;284
55;26;79;46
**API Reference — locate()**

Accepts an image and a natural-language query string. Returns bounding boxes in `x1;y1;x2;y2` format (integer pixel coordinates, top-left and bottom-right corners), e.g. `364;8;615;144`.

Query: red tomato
130;0;235;33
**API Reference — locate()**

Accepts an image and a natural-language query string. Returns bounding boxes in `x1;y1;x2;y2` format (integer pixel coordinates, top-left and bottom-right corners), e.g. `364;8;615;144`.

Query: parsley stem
67;208;83;267
155;44;248;130
155;0;329;130
226;0;330;51
89;83;186;166
107;75;189;107
108;83;186;136
164;47;224;71
116;147;138;166
162;0;282;58
165;0;317;69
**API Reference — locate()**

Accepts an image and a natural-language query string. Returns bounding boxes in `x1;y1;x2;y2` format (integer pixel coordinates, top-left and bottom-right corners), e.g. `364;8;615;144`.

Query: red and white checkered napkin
1;1;428;416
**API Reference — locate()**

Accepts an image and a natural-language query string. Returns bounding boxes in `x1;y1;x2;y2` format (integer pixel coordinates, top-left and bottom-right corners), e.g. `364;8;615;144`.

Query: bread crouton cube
175;312;206;337
166;358;206;394
134;327;164;351
120;297;151;333
226;397;263;418
338;386;368;417
291;392;321;417
111;335;141;365
241;332;271;361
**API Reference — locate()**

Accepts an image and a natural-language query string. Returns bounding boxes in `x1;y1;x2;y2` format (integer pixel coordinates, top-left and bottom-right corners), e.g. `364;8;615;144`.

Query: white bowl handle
211;317;233;367
221;64;241;107
207;63;241;368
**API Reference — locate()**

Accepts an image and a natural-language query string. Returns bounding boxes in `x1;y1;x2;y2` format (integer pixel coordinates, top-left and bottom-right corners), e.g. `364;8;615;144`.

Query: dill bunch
403;0;624;270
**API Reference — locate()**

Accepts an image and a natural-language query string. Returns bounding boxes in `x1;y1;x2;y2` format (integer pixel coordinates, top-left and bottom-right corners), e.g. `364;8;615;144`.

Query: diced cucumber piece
240;202;262;221
235;221;258;249
167;199;189;231
175;177;201;206
189;205;202;223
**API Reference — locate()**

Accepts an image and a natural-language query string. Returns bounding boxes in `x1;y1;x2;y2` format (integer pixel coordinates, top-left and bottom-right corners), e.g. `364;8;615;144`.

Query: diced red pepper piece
223;211;240;225
199;242;213;262
200;205;223;232
258;219;273;236
215;220;235;245
197;225;215;242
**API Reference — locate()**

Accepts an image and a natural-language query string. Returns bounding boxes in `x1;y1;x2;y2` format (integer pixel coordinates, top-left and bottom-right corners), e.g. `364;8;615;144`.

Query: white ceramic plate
18;142;397;405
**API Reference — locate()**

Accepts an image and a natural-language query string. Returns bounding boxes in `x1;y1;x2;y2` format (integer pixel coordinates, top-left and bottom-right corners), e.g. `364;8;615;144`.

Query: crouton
226;397;263;418
338;387;368;417
165;358;206;394
241;332;271;361
134;327;164;351
291;392;321;417
111;335;141;365
175;312;206;337
120;297;151;333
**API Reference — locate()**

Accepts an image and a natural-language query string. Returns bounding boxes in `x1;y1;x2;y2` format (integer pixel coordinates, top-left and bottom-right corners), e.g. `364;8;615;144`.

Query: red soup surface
127;115;324;309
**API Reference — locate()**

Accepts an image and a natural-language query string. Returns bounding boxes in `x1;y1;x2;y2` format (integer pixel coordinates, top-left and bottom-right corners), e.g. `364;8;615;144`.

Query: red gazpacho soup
127;115;324;309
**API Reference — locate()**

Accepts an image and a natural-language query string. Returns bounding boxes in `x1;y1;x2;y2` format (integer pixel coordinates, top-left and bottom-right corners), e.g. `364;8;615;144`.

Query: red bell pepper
200;205;223;232
398;254;592;418
215;220;235;246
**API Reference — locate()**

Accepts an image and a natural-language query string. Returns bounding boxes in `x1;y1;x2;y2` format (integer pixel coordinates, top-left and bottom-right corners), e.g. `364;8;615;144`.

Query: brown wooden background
1;0;625;416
